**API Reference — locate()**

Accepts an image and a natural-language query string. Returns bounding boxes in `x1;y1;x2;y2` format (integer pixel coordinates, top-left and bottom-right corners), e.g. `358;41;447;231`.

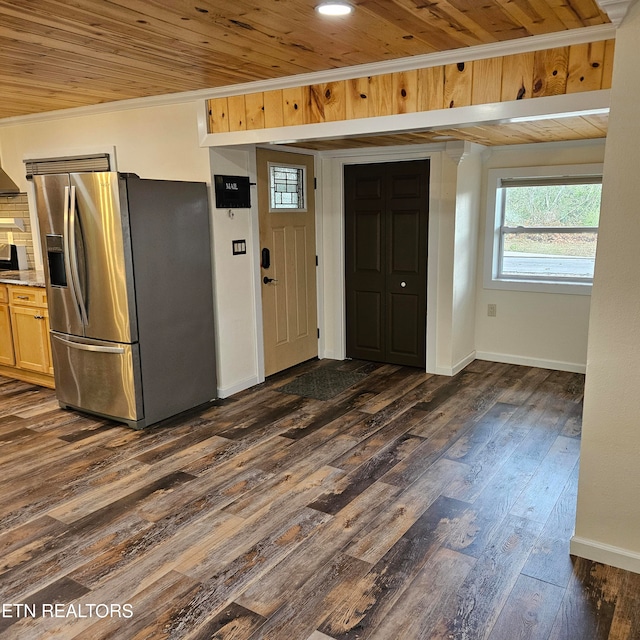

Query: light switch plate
232;239;247;255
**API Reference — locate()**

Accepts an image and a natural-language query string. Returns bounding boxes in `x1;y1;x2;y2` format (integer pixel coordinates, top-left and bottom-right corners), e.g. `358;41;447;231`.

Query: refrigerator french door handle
68;185;88;326
62;185;83;327
53;335;125;354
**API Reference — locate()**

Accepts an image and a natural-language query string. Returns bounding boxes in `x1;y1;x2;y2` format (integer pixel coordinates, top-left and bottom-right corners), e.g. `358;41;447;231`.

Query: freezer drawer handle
54;336;125;354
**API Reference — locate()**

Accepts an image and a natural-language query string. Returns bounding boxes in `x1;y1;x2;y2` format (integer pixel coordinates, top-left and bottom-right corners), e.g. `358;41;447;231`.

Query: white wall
208;147;262;396
431;149;457;374
0;103;210;186
317;153;345;362
426;142;483;375
451;144;483;372
474;140;606;373
572;0;640;574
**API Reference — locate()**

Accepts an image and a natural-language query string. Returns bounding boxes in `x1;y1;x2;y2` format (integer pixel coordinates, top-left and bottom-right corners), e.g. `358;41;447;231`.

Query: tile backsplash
0;194;35;270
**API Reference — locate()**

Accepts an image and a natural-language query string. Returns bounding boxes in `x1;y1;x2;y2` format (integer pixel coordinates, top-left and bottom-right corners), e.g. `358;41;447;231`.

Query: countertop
0;270;46;287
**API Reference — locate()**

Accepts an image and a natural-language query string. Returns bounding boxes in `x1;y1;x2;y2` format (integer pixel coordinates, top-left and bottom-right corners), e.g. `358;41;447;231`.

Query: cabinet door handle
34;315;45;320
17;295;29;300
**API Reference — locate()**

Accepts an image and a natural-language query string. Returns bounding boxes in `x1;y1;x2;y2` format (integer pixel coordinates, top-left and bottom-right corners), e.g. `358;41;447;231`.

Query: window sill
484;277;593;296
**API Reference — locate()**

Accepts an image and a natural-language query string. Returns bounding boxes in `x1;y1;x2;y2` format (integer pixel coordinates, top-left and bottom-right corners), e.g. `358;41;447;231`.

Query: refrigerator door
50;331;143;425
70;172;137;343
35;172;137;343
34;174;85;337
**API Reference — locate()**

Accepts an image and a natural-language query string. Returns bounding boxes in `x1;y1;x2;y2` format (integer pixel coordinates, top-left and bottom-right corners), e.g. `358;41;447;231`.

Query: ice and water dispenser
45;234;67;287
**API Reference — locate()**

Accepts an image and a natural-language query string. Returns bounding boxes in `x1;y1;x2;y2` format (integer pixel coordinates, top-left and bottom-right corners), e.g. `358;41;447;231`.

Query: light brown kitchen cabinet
0;284;54;388
0;285;15;366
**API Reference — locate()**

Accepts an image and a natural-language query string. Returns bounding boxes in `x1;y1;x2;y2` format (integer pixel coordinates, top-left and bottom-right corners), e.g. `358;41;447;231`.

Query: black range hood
0;166;20;195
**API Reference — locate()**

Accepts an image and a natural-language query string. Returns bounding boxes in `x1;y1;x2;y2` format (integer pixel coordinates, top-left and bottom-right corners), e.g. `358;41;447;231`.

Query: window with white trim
485;164;603;294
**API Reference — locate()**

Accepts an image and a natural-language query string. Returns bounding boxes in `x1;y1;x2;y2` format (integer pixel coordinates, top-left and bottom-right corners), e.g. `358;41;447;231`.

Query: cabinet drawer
0;285;7;304
9;286;47;308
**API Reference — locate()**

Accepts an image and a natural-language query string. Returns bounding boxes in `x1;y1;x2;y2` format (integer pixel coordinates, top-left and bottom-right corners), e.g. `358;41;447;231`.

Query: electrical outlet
488;304;497;317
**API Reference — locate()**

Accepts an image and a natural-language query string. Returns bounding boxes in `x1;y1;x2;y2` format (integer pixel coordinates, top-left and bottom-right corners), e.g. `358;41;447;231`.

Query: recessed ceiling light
315;2;354;16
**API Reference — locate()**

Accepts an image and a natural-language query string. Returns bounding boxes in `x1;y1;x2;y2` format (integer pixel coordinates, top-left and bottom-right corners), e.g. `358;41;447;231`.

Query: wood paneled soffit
204;40;614;147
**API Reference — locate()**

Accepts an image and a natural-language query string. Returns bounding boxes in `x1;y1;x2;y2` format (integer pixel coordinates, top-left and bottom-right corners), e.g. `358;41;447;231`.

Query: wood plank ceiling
286;114;610;151
0;0;612;146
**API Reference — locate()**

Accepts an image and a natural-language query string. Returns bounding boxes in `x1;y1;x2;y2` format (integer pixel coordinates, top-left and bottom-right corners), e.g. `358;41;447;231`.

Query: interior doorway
344;159;430;368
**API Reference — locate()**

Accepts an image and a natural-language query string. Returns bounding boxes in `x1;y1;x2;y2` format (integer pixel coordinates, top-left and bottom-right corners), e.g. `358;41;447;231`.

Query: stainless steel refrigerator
33;171;217;429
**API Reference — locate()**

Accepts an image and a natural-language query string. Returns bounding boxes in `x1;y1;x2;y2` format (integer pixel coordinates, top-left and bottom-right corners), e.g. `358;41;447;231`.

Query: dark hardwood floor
0;359;639;640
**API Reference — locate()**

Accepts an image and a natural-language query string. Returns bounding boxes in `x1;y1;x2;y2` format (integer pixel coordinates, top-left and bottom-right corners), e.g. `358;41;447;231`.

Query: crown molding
596;0;637;26
0;24;616;128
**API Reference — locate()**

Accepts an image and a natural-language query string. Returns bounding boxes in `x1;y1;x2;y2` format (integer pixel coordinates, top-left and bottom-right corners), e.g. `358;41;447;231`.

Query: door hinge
317;328;320;339
315;255;318;266
314;177;317;190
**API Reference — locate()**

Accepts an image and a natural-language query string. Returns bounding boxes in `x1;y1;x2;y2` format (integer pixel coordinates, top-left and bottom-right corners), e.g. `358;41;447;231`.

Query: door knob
263;276;278;284
400;281;406;288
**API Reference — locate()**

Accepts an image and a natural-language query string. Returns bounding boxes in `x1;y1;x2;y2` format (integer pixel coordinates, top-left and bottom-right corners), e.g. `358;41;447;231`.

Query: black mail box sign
214;174;251;209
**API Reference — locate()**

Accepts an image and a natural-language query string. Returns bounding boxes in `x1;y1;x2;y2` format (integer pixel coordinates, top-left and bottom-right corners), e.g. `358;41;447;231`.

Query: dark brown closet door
345;160;429;368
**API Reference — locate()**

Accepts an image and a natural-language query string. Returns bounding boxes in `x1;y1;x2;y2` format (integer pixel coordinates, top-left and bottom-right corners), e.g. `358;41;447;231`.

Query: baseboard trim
0;364;55;389
217;375;261;399
570;535;640;575
430;351;477;376
453;351;477;375
320;350;344;361
475;351;586;374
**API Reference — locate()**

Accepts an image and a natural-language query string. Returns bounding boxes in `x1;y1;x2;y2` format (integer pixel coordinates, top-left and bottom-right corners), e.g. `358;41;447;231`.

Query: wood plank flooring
0;358;639;639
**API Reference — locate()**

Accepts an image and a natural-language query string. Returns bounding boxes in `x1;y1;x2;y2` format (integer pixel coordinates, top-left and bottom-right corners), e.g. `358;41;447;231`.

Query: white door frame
316;143;446;374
